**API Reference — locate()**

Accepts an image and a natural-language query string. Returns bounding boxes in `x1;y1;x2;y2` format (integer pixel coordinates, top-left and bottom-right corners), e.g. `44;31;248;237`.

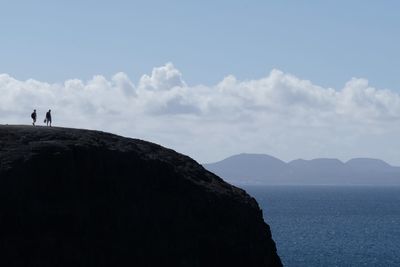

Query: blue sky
1;1;400;165
1;1;399;90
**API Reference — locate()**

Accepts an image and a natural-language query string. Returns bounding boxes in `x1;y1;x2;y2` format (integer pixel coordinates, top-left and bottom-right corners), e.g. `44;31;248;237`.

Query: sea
244;186;400;267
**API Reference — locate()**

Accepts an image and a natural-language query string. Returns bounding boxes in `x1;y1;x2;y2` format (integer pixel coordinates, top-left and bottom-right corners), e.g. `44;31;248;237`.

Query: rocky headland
0;125;281;266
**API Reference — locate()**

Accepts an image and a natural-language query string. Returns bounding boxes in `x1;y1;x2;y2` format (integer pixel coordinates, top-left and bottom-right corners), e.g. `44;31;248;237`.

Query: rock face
0;125;281;267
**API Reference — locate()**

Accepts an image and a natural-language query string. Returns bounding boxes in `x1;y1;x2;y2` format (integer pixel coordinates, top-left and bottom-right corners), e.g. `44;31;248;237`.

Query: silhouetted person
45;110;52;127
31;109;37;126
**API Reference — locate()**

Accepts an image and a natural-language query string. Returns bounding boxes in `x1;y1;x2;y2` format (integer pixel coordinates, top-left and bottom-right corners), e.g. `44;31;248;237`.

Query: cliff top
0;124;252;205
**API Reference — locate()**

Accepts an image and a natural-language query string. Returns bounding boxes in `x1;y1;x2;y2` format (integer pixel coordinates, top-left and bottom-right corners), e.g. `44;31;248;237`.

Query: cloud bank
1;63;400;165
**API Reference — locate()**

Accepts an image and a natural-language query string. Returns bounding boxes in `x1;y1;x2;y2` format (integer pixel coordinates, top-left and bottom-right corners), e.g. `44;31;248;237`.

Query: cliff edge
0;125;281;267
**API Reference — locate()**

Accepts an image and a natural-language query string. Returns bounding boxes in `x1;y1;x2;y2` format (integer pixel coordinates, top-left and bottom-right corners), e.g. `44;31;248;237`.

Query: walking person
31;109;37;126
45;109;52;127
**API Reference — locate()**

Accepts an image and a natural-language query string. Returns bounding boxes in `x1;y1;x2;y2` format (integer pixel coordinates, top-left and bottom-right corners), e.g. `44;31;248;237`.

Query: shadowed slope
0;125;281;267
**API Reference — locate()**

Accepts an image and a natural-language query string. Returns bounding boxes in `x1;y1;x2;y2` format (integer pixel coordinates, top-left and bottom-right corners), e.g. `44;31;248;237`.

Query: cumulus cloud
138;63;186;91
1;63;400;165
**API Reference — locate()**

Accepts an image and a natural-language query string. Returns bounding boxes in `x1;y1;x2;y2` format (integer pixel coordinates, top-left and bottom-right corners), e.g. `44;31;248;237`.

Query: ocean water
244;186;400;267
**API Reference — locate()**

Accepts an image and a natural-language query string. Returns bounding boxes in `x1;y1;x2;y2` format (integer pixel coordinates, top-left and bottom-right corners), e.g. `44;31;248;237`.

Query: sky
1;1;400;165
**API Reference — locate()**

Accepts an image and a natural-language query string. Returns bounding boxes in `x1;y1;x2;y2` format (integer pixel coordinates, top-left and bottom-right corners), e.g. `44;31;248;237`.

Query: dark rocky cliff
0;125;281;267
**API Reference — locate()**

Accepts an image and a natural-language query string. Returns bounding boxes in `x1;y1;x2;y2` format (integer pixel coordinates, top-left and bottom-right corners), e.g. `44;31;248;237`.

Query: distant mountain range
203;154;400;185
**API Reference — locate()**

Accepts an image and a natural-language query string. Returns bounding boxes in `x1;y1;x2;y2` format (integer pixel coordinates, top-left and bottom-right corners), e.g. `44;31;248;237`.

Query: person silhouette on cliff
45;110;52;127
31;109;37;126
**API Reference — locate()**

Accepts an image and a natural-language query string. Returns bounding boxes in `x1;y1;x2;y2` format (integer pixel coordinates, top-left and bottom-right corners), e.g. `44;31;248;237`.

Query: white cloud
1;64;400;165
138;62;186;91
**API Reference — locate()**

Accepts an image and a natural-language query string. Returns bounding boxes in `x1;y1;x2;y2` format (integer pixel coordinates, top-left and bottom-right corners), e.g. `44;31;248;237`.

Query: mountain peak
346;158;392;170
204;153;400;185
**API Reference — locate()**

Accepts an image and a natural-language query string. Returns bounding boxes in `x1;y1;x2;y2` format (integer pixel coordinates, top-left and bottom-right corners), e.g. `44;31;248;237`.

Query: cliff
0;125;282;267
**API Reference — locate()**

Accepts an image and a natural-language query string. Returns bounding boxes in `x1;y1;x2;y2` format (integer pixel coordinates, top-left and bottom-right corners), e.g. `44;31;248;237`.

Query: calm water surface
244;186;400;267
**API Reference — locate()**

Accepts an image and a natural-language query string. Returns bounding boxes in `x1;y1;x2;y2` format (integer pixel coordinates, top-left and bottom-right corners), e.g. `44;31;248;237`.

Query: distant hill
204;153;400;185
